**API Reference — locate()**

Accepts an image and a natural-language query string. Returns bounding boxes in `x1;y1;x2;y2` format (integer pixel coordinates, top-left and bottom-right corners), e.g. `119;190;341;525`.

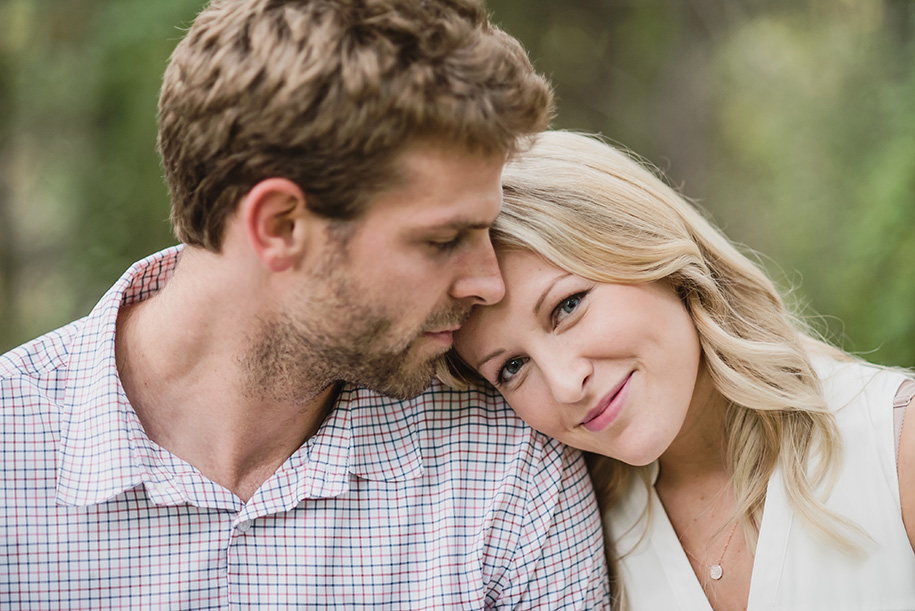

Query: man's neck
115;253;338;503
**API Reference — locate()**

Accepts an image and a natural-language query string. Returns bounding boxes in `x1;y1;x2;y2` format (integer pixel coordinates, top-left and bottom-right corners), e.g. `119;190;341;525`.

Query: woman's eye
553;293;584;324
497;357;526;386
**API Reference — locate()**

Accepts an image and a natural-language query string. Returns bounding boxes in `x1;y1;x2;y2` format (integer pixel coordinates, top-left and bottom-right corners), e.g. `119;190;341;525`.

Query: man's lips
422;327;460;345
419;305;470;348
421;308;471;344
580;372;633;432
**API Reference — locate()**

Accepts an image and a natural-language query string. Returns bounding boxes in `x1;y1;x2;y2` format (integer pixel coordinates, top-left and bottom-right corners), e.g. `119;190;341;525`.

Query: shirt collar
341;383;425;482
55;245;426;508
236;384;426;521
56;246;183;506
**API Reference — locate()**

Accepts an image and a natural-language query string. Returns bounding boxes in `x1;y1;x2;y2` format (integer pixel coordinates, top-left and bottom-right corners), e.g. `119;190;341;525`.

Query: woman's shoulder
808;351;909;410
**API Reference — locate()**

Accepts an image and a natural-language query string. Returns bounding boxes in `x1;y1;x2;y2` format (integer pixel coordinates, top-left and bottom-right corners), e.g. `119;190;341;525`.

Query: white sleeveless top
606;358;915;610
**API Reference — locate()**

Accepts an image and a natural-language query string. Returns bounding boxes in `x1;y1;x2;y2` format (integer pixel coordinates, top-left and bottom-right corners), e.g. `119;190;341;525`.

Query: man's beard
243;293;470;404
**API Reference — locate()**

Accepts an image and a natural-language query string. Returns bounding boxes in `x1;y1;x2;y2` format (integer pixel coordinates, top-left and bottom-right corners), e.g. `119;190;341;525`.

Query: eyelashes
495;357;527;386
492;289;590;388
552;291;587;325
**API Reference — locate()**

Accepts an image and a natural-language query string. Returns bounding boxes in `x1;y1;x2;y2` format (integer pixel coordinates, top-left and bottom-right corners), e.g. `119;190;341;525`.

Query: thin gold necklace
706;521;739;581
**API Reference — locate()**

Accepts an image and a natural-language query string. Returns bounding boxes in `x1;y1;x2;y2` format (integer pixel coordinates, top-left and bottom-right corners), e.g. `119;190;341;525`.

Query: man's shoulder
349;378;534;436
0;319;83;427
414;378;526;423
0;319;83;382
346;379;570;472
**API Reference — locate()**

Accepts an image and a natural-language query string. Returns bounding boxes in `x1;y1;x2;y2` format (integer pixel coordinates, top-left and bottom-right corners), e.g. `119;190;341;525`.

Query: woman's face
453;249;705;465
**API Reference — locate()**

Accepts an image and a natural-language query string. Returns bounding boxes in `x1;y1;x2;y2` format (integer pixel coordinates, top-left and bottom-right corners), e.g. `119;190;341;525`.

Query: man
0;0;610;608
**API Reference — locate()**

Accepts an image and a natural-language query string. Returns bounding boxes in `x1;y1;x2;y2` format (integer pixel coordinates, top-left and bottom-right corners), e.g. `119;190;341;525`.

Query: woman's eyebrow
533;273;572;316
475;348;506;372
475;272;573;370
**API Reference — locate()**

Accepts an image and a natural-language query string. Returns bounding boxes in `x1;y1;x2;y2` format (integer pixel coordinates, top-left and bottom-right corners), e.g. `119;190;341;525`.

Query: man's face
255;143;506;400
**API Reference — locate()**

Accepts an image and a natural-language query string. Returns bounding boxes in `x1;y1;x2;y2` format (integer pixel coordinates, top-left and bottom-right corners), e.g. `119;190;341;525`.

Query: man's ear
241;178;313;272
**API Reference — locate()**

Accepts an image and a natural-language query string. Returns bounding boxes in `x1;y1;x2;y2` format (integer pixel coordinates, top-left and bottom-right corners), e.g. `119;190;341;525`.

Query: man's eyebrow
425;218;494;232
533;273;571;316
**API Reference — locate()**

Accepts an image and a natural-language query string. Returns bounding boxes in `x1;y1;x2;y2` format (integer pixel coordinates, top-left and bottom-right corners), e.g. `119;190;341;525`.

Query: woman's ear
240;178;311;272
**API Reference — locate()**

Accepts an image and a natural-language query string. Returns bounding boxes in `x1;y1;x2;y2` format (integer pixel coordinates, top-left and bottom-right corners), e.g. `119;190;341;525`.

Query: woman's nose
541;348;592;405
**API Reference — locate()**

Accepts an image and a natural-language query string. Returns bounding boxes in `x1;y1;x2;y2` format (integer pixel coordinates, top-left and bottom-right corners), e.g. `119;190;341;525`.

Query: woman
443;131;915;610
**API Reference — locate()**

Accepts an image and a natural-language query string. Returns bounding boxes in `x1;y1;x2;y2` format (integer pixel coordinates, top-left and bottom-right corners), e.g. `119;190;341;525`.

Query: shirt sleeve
492;436;612;609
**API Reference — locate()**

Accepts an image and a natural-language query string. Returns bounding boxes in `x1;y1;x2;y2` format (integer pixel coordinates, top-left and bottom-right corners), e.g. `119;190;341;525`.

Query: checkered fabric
0;247;610;610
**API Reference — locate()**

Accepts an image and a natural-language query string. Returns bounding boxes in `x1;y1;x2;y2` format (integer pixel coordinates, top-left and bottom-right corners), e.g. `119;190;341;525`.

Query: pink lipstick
581;372;633;432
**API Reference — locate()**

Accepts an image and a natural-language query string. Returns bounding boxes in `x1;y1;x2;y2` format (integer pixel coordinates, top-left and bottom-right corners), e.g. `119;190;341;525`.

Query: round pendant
709;564;723;580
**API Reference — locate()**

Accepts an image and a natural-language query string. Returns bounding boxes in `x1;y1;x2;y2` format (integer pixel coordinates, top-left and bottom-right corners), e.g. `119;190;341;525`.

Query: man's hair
158;0;553;250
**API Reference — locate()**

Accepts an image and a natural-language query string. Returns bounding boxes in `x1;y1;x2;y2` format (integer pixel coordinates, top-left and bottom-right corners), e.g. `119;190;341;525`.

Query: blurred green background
1;0;913;366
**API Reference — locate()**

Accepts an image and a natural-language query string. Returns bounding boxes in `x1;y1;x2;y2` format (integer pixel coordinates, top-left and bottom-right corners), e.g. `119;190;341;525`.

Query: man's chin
351;335;451;399
372;355;438;400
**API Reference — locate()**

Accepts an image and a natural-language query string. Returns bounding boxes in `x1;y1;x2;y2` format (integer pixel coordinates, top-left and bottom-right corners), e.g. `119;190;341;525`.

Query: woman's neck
657;365;731;487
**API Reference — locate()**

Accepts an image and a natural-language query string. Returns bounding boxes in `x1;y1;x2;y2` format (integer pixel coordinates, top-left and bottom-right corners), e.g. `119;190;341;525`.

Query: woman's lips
581;372;633;432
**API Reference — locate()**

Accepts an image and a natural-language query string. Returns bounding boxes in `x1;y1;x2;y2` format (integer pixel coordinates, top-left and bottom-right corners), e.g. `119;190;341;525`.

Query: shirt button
237;520;253;533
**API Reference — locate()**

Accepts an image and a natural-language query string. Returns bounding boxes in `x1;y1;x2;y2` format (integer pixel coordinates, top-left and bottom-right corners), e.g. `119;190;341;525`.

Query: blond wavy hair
158;0;553;250
442;131;867;571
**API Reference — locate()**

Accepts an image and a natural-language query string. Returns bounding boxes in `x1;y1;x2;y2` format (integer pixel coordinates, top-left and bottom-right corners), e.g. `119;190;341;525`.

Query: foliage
487;0;915;366
1;0;912;367
0;0;204;349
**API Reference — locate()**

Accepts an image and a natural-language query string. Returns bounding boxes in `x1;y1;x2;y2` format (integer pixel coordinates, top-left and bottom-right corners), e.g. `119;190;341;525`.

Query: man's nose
450;236;505;306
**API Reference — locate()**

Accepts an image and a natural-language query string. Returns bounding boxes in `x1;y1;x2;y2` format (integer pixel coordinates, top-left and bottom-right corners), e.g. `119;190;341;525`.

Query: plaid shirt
0;247;610;610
